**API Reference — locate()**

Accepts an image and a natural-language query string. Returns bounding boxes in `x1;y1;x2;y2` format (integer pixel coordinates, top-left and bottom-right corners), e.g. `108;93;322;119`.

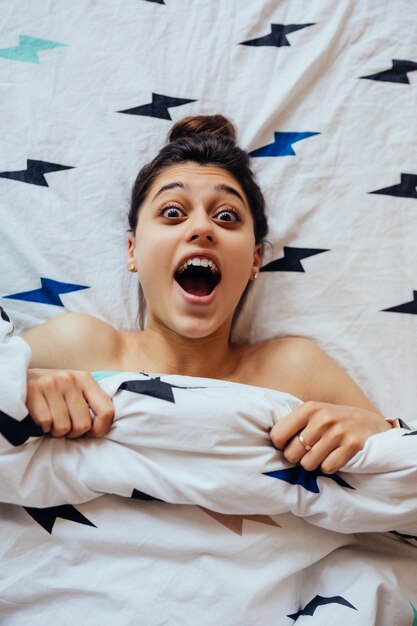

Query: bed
0;0;416;624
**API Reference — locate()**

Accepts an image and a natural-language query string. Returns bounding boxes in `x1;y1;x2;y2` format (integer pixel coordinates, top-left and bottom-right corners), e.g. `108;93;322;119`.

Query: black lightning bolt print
260;247;329;273
118;377;205;403
287;594;357;621
382;292;417;315
0;410;43;446
118;93;196;120
0;159;74;186
24;505;96;534
240;23;315;47
360;59;417;84
369;173;417;199
131;489;163;502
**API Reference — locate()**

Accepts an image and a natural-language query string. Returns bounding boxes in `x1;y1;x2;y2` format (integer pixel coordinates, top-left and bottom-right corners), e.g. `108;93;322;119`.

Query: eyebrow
151;181;247;205
213;184;246;206
152;182;186;201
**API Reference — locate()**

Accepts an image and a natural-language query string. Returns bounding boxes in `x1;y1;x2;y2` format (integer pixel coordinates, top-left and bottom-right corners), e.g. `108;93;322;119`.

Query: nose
187;209;216;243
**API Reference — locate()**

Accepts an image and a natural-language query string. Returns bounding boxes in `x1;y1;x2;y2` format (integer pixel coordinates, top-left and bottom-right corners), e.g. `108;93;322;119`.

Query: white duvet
1;311;417;625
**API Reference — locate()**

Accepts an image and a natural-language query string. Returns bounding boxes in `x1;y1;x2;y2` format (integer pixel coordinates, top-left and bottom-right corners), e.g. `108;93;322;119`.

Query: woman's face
127;162;261;339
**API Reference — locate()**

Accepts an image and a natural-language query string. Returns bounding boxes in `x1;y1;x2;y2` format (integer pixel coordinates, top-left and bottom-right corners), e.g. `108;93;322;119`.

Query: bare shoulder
22;312;122;370
259;335;320;358
249;335;377;410
254;335;324;372
237;335;319;400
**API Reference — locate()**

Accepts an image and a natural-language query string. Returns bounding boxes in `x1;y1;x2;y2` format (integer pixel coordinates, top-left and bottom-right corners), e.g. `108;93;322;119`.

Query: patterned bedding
1;0;416;623
1;311;417;624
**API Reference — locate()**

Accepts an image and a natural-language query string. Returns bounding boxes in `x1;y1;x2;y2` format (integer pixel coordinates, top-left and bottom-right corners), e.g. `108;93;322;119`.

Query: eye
160;205;185;219
215;209;240;223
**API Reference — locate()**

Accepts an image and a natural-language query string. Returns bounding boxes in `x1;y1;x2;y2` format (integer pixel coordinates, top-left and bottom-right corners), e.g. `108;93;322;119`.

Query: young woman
22;114;393;474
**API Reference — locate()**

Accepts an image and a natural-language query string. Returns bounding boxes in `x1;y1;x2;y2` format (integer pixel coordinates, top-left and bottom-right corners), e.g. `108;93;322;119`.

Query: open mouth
175;263;221;297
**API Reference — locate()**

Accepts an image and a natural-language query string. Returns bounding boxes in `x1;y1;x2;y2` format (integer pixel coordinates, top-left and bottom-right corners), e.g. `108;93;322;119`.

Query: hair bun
168;114;237;143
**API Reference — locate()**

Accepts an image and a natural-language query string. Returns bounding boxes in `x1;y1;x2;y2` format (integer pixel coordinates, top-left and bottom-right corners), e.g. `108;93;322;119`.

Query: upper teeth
178;257;219;274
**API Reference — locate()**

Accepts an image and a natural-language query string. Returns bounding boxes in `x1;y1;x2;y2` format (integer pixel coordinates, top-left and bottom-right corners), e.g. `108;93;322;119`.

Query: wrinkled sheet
0;0;416;419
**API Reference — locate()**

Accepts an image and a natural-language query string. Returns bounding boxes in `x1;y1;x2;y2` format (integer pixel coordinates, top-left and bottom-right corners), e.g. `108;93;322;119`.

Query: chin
174;323;219;340
170;315;228;340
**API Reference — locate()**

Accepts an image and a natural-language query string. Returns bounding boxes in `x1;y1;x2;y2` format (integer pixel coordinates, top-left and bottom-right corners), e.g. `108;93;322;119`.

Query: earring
252;270;259;280
128;263;137;272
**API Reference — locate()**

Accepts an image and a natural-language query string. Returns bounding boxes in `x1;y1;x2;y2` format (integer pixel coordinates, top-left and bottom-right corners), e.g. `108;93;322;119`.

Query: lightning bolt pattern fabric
0;0;415;419
0;0;416;623
1;315;417;624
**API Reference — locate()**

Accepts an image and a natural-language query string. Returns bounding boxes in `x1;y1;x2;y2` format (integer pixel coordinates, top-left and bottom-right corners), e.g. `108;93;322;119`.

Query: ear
127;233;137;266
253;243;262;271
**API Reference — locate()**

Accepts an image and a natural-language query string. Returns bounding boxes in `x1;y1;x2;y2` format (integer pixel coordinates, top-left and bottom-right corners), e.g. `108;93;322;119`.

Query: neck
133;320;240;380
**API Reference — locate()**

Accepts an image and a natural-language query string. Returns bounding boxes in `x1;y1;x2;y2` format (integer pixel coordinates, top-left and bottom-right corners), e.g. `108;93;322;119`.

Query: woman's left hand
270;401;392;474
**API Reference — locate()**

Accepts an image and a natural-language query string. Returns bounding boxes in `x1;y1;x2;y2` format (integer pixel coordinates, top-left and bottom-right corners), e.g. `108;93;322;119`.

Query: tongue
181;275;211;297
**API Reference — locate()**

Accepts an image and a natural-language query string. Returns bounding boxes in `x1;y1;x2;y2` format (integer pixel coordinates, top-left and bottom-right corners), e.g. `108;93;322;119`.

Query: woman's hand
270;401;392;474
26;369;115;439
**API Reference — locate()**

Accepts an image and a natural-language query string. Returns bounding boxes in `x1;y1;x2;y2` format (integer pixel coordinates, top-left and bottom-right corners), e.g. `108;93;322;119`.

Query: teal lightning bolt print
0;35;67;63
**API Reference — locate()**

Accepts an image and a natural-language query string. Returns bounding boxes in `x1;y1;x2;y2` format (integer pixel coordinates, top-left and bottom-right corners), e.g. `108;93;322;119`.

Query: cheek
135;234;174;287
227;237;256;279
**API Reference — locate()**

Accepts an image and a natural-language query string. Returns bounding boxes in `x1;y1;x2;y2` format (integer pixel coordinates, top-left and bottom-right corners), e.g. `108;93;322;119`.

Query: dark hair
128;114;269;329
129;114;268;242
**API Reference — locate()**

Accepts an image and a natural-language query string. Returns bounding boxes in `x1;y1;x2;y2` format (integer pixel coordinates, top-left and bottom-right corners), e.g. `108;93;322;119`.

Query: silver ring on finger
297;433;312;452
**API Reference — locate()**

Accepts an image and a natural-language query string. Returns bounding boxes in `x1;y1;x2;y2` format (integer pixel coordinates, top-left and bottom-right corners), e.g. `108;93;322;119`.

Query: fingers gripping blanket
1;313;417;625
